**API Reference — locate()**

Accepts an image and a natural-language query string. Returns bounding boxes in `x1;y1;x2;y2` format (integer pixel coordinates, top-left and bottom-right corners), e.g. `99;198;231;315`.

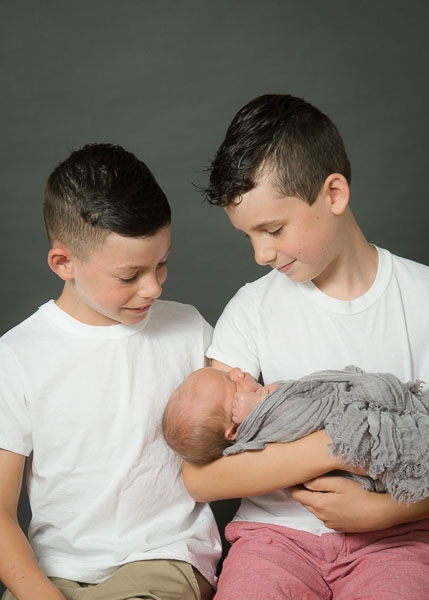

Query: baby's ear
225;423;239;441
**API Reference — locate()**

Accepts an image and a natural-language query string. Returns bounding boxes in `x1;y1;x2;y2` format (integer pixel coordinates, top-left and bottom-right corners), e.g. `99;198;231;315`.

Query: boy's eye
268;227;283;237
118;261;167;282
119;274;138;283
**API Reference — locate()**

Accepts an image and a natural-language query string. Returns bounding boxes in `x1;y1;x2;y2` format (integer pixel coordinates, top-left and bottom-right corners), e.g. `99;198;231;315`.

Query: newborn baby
162;366;429;504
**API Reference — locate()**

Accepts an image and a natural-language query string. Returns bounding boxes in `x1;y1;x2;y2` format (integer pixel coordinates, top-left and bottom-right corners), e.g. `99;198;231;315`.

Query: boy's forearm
359;491;429;531
183;430;340;502
0;512;65;600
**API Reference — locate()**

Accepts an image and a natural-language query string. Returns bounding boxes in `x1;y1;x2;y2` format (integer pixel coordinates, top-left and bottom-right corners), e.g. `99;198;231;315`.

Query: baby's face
227;367;261;391
205;367;261;417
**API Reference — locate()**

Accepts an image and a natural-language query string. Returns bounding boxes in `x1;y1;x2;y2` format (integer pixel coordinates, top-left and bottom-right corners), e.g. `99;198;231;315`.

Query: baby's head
162;367;259;464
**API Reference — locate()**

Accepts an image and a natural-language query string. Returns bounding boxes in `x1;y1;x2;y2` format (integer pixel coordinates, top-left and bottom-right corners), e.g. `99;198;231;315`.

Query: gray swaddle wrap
223;366;429;503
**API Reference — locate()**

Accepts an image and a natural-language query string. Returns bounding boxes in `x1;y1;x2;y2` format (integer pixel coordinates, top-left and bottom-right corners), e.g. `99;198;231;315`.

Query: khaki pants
2;559;214;600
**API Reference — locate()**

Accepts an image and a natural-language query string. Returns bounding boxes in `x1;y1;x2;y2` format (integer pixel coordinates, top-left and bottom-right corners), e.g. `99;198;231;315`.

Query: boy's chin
118;307;152;325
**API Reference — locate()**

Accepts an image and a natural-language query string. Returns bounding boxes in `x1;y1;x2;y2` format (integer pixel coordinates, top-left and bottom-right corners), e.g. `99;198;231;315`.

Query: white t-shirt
0;299;221;585
207;247;429;535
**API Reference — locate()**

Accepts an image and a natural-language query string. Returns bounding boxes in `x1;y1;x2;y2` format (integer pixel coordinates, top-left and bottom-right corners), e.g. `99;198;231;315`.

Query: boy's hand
290;475;429;532
290;476;378;531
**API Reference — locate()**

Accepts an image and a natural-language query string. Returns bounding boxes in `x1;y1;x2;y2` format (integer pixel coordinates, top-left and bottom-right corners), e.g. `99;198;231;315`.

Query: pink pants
214;520;429;600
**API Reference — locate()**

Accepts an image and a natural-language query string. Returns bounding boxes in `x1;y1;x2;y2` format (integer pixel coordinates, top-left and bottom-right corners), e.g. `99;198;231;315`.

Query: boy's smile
54;226;171;326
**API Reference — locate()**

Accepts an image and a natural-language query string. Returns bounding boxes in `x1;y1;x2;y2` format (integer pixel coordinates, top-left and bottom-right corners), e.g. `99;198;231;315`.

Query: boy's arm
207;362;429;530
188;358;353;502
182;430;343;502
290;475;429;532
0;449;66;599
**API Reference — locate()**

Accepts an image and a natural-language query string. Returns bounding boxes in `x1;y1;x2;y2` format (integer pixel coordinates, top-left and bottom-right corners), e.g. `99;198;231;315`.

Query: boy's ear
225;423;239;441
323;173;350;216
47;243;75;281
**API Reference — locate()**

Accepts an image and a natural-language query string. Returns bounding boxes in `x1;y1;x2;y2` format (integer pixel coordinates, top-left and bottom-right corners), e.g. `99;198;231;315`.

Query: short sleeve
201;316;214;355
207;286;260;378
0;343;33;455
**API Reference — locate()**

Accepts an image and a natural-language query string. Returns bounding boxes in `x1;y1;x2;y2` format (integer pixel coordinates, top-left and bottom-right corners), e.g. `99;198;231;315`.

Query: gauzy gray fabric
223;366;429;504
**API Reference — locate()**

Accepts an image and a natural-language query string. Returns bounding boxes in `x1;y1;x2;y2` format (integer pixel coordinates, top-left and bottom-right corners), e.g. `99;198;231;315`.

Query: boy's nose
253;241;276;266
137;275;163;300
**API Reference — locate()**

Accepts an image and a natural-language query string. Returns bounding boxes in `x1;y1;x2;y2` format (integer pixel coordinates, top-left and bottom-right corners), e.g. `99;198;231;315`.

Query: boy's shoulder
1;299;211;351
148;299;210;331
392;250;429;274
151;298;202;317
145;300;212;352
390;250;429;289
151;299;200;315
233;248;429;298
231;268;295;302
1;302;49;345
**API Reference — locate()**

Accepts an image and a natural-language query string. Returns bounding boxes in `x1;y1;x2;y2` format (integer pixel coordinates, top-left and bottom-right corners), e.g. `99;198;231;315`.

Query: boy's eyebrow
162;244;173;259
252;219;282;230
231;220;281;233
236;219;282;232
112;245;172;271
160;244;172;259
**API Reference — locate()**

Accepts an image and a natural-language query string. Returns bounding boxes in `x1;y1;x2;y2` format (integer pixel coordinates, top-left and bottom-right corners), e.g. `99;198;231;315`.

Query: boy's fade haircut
204;94;351;207
44;143;171;259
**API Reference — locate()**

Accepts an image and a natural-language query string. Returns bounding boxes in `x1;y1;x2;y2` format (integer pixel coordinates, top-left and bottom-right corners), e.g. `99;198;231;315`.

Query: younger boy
0;144;223;600
163;365;429;503
183;95;429;599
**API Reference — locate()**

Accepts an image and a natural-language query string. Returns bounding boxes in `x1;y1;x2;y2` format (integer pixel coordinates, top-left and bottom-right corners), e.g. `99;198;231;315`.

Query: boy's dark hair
44;143;171;259
204;94;351;206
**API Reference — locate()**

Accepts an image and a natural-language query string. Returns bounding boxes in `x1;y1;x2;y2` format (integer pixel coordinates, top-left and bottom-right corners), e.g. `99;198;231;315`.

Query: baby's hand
232;383;280;424
232;392;260;423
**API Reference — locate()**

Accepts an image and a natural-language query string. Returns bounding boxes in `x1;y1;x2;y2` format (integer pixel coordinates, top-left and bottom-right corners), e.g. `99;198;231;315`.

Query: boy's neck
55;283;118;326
312;222;378;301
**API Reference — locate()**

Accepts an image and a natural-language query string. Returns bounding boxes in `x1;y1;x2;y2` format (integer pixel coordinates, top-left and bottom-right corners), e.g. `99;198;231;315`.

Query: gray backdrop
1;0;429;591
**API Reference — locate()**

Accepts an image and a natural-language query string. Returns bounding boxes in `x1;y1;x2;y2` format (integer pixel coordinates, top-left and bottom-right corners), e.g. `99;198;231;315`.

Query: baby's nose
229;367;243;380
